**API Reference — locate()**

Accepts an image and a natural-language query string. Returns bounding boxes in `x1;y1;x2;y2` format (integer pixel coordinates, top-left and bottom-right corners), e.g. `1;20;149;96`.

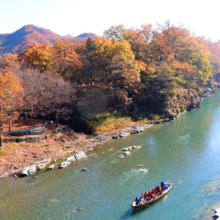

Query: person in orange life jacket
148;191;151;196
144;192;147;198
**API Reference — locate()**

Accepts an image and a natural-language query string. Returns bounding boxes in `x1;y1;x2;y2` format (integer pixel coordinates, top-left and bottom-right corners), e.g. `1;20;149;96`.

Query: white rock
21;165;37;176
48;165;55;170
28;165;36;175
214;208;220;217
87;148;93;151
59;161;70;169
75;151;86;160
66;156;76;162
122;148;128;151
38;163;47;170
132;146;137;149
119;132;130;137
75;155;82;160
128;147;133;151
21;167;29;176
136;146;142;149
77;151;85;156
123;151;130;156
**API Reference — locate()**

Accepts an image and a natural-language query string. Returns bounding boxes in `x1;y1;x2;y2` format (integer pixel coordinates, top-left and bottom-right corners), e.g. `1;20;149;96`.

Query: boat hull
131;184;172;210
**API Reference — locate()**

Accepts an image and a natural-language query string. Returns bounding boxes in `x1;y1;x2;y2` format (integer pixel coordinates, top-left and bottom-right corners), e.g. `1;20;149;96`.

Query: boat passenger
160;181;165;189
156;185;160;191
148;191;151;196
135;197;139;205
147;197;151;201
144;192;147;198
164;184;168;190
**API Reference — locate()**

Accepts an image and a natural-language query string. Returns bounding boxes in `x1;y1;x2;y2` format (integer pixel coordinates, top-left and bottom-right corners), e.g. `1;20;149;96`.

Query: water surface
1;92;220;219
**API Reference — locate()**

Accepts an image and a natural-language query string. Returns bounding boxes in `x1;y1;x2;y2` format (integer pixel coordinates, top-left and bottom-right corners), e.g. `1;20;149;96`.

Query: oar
165;182;181;185
118;198;134;203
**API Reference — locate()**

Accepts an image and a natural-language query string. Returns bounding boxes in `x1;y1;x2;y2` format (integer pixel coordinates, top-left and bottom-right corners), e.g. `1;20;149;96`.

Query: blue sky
1;0;220;41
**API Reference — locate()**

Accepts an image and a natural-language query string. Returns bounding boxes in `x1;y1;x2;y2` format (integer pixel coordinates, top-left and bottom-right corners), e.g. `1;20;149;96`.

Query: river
1;92;220;220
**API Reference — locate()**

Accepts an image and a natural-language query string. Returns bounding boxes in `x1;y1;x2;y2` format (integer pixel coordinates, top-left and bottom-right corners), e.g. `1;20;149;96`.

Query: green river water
1;92;220;220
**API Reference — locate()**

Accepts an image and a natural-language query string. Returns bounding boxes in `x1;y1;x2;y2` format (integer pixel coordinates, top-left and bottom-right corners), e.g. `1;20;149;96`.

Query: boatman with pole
160;181;164;190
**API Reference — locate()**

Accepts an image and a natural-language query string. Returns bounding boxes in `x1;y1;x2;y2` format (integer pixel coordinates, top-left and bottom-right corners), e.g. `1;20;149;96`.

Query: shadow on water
120;202;155;219
119;208;133;220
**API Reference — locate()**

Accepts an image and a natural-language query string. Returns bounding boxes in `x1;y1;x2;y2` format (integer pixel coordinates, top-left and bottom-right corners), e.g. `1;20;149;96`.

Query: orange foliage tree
53;38;83;82
0;53;19;68
0;70;23;146
18;43;53;72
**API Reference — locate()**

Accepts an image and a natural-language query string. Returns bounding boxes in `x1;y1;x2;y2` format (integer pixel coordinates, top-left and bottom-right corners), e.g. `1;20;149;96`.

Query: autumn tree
0;53;19;69
0;70;23;146
53;38;83;83
90;38;145;105
18;43;53;72
103;24;128;41
14;68;75;126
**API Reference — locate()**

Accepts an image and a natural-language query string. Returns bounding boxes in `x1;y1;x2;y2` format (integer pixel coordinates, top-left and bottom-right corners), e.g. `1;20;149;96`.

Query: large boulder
75;151;86;160
66;156;76;162
21;167;29;176
21;165;37;176
112;135;120;139
48;165;55;170
28;165;37;175
81;168;89;172
59;161;70;169
123;151;130;156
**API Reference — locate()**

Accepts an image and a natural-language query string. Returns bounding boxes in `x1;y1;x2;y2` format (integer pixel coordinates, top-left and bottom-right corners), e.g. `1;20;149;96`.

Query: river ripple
1;92;220;219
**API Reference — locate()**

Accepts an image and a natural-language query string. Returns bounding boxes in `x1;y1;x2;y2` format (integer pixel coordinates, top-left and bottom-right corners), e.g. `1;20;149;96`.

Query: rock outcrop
21;165;37;176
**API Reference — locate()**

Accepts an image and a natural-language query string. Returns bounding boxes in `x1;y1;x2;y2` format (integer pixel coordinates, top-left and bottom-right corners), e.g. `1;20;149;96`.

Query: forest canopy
0;21;220;138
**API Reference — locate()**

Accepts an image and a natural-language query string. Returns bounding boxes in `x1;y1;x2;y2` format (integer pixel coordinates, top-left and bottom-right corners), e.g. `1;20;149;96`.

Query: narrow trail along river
1;92;220;220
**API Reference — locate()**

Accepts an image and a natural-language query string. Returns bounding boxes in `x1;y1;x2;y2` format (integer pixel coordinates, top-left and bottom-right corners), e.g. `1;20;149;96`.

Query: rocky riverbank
0;121;154;178
0;86;217;178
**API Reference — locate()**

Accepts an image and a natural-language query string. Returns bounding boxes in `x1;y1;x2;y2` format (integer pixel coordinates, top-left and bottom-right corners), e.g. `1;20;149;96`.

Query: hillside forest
1;21;220;146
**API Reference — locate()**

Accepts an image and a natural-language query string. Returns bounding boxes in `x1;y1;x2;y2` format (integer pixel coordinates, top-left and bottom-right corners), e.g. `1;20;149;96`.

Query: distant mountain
0;25;98;55
63;35;74;38
75;33;98;39
0;25;59;54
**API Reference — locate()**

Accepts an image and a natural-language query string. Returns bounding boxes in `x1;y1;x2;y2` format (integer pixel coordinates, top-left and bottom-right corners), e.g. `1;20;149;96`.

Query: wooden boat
131;184;172;210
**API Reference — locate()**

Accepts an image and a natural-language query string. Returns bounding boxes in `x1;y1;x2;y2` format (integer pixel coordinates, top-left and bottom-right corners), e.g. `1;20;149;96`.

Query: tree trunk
9;121;11;132
25;113;27;124
0;133;3;147
56;117;58;128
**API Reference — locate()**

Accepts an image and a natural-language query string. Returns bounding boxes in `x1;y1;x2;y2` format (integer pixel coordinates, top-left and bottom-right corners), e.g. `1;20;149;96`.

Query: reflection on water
1;92;220;219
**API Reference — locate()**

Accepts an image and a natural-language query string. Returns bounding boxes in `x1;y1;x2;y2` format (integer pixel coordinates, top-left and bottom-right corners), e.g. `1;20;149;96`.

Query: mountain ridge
0;25;98;54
